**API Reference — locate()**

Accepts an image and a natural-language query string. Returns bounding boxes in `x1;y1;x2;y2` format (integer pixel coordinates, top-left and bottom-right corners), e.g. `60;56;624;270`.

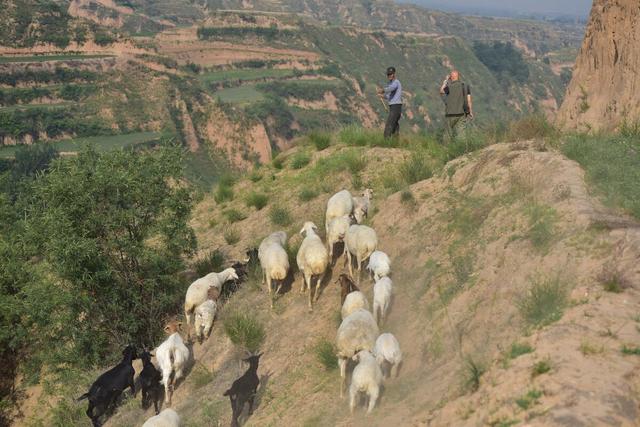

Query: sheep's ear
177;322;183;329
164;325;171;333
312;224;318;231
299;227;305;235
149;353;155;358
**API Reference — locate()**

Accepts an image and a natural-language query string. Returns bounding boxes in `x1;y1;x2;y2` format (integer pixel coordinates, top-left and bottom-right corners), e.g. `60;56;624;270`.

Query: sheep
194;299;217;344
155;321;190;405
336;309;379;397
373;333;403;379
341;290;369;320
258;231;290;308
142;408;180;427
352;188;373;224
184;267;238;338
139;350;162;415
223;353;263;427
207;286;221;302
296;221;329;310
373;277;393;326
344;224;378;283
326;214;355;263
349;350;383;414
336;273;359;306
325;189;354;234
77;345;137;427
367;250;391;281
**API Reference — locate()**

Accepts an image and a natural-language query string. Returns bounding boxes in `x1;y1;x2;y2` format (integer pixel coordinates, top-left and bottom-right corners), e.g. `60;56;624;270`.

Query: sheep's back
298;237;328;274
375;333;402;364
351;353;383;390
336;309;379;357
142;408;180;427
259;242;289;279
185;278;210;309
326;190;354;221
341;291;369;319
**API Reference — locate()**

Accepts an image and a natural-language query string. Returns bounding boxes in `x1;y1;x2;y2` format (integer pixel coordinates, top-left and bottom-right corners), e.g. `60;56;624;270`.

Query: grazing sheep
296;222;329;310
142;408;180;427
139;350;162;415
77;345;137;427
367;250;391;281
352;188;373;224
325;189;354;234
155;321;190;405
223;353;263;427
336;309;379;397
194;299;217;344
258;231;290;308
336;273;359;306
349;350;383;414
374;333;403;379
326;214;355;262
344;224;378;282
341;291;369;320
184;268;238;338
373;277;393;326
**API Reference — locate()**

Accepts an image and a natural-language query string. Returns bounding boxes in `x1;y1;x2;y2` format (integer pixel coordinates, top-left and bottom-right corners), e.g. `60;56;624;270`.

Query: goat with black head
223;352;263;427
139;349;162;415
77;345;138;427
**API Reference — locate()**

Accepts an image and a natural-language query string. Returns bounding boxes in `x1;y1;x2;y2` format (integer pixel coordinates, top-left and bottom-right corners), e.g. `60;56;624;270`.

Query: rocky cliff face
557;0;640;131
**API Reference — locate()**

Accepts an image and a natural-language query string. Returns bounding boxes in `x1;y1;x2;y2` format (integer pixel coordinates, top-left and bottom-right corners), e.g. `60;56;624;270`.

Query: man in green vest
439;70;473;143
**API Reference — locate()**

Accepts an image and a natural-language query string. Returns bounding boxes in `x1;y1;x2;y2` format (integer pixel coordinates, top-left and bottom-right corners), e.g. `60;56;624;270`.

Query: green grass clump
214;182;234;204
223;312;265;353
621;345;640;356
309;131;331;151
399;150;433;185
224;228;240;245
400;190;415;204
562;133;640;219
245;192;269;210
531;358;552;377
269;206;292;226
272;156;285;170
314;338;338;370
463;357;485;393
249;171;262;182
508;342;534;359
193;249;225;277
299;187;319;202
507;114;558;142
290;152;311;169
191;363;215;389
223;208;247;223
339;125;385;147
598;265;629;294
515;389;542;410
524;202;557;252
518;275;567;328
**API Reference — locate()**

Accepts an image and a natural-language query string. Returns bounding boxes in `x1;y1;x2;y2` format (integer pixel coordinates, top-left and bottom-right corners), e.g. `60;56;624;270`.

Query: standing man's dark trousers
384;104;402;138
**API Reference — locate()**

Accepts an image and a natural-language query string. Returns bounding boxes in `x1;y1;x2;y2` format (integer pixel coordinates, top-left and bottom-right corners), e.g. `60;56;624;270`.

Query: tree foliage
473;41;530;84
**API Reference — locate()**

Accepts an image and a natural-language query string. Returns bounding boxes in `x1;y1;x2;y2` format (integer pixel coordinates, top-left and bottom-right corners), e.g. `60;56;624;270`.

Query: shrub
272;156;285;170
518;275;567;328
309;131;331;150
343;152;366;176
400;190;415;204
531;358;552;377
224;208;247;223
299;187;319;202
508;342;534;359
473;41;530;83
249;171;262;182
269;206;292;226
224;228;240;245
193;249;225;277
399;151;432;185
223;312;265;353
463;356;485;393
515;389;542;410
214;184;234;203
314;339;338;370
290;152;311;169
245;192;269;210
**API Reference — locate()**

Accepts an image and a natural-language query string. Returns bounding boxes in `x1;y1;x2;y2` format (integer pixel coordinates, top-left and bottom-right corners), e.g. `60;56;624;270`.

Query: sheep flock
78;187;403;426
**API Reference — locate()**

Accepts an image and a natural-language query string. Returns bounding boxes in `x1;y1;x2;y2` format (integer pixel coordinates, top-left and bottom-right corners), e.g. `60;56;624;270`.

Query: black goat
223;353;263;427
139;350;162;415
77;345;138;427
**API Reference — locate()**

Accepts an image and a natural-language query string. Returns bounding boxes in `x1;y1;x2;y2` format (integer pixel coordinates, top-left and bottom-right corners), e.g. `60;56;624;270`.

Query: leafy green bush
314;339;338;370
473;41;530;83
193;249;225;277
269;206;292;226
518;276;567;328
290;152;311;169
245;192;269;210
223;312;265;353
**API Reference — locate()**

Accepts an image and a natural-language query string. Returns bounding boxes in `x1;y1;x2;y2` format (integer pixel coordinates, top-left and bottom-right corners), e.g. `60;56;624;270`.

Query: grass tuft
598;264;630;294
508;342;534;359
515;389;542;410
579;340;604;356
400;189;415;204
299;187;319;202
245;192;269;210
193;249;225;277
223;312;265;353
191;363;214;389
524;202;557;252
463;356;485;393
308;131;331;151
269;206;292;226
621;345;640;356
272;156;285;170
214;184;234;204
314;338;338;370
399;150;433;185
531;358;552;377
518;275;567;328
290;152;311;169
224;227;240;245
223;208;247;223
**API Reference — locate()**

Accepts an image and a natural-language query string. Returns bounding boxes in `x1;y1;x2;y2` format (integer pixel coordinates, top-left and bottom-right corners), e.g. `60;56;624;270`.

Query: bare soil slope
106;141;640;427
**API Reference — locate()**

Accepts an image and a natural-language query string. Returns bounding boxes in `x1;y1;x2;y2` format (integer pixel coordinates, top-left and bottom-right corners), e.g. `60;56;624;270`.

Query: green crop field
0;132;161;158
0;54;114;63
0;102;73;112
199;68;294;84
214;85;265;104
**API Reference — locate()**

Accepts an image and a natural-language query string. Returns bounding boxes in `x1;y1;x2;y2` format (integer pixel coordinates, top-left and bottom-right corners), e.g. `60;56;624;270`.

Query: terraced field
199;68;295;84
0;55;114;63
214;84;265;103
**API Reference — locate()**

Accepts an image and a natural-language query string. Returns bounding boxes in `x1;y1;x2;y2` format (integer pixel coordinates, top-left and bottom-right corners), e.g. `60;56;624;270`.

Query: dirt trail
105;141;640;427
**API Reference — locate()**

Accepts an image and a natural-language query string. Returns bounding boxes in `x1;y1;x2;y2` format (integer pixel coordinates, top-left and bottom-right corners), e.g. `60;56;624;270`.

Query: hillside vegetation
7;119;640;426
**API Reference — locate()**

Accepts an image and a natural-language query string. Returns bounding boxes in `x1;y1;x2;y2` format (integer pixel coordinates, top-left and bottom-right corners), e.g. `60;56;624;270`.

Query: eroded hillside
68;137;640;427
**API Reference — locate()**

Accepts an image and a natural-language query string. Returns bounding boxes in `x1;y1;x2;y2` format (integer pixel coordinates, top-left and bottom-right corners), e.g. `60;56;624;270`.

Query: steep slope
98;140;640;427
557;0;640;131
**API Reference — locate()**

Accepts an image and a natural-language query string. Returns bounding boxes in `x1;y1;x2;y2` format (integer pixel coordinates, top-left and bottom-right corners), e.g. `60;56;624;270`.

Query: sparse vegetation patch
223;312;266;353
518;275;567;328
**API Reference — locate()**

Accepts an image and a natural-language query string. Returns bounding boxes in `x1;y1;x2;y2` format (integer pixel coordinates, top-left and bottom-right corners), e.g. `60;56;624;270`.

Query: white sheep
184;267;238;338
344;224;378;282
336;308;379;397
352;188;373;224
326;215;354;262
194;299;217;343
325;189;354;234
373;277;393;326
341;291;369;320
142;408;181;427
297;222;329;310
155;321;190;404
373;333;402;378
258;231;290;308
367;250;391;281
349;350;383;414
